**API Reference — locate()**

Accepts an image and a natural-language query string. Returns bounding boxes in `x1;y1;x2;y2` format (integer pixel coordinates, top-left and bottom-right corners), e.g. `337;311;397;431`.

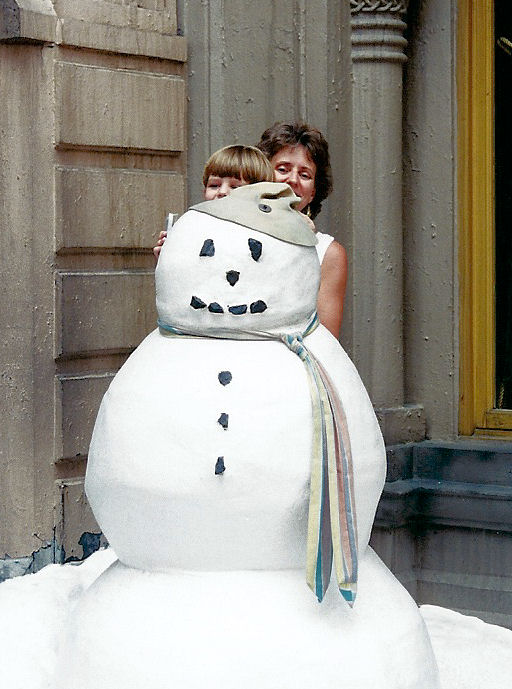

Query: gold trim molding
457;0;509;434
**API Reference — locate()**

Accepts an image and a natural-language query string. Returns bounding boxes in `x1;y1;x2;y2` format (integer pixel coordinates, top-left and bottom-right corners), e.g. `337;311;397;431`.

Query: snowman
58;183;440;689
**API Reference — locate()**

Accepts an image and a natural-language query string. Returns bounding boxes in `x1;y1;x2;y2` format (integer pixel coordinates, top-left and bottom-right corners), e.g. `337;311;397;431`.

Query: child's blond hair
202;145;273;187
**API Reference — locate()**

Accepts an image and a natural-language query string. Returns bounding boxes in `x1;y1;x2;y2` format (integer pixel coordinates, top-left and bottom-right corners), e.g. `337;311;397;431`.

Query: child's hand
153;230;167;261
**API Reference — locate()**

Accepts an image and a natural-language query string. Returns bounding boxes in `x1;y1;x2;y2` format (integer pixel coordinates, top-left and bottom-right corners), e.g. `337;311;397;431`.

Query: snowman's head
155;183;321;337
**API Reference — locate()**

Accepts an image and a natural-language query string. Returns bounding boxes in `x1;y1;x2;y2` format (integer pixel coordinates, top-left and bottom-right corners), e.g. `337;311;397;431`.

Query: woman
154;123;347;338
256;121;347;338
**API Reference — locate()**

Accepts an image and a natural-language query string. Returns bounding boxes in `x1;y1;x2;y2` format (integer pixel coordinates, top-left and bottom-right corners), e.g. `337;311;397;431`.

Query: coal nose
226;270;240;286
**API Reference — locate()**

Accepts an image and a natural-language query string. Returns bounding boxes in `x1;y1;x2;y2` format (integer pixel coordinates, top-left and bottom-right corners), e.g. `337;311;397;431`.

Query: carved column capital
351;0;408;63
350;1;408;14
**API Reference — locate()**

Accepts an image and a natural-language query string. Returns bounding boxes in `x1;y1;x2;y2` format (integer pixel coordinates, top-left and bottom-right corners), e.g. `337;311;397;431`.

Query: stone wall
177;0;353;257
402;0;458;440
0;0;186;570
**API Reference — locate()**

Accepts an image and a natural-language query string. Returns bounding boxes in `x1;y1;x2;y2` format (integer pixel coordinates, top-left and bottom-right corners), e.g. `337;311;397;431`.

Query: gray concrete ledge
376;439;512;531
0;1;186;61
378;477;512;531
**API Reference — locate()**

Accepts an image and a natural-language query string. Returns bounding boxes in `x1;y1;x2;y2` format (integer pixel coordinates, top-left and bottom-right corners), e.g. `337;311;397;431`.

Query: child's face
203;176;246;200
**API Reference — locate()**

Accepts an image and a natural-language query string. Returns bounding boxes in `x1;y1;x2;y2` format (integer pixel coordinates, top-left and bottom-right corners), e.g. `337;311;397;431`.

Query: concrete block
55;166;185;250
418;575;512;628
376;403;426;445
58;18;186;60
415;480;512;532
414;439;512;486
56;478;104;562
55;61;185;152
377;477;512;532
375;478;419;528
0;1;57;43
385;442;415;481
370;524;417;598
54;0;177;34
55;270;157;357
418;527;512;578
55;372;115;460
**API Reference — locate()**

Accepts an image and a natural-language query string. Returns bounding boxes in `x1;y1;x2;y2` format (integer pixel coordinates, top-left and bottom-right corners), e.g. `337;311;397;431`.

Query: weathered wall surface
402;0;458;439
0;41;57;567
177;0;353;269
0;0;186;568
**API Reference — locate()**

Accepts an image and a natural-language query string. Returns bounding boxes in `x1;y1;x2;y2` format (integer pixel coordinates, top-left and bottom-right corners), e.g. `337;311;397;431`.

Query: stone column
349;0;424;444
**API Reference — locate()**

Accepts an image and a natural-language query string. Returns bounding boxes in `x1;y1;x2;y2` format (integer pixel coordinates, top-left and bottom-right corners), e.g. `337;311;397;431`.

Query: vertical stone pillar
349;0;424;444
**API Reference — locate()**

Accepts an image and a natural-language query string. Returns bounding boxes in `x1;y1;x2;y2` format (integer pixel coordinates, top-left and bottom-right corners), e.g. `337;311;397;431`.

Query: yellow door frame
458;0;512;435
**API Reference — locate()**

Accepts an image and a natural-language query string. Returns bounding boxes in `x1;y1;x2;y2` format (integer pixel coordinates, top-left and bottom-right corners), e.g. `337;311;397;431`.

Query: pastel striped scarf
158;313;358;606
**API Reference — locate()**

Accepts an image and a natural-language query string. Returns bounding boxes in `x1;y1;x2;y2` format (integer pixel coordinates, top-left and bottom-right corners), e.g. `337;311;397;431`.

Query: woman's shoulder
321;240;347;280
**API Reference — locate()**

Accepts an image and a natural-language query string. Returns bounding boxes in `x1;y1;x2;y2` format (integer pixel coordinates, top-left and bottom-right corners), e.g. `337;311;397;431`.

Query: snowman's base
57;547;440;689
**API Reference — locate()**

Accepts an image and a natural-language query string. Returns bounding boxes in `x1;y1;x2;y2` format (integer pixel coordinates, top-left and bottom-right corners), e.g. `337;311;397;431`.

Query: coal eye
199;239;215;257
248;238;262;261
258;203;272;213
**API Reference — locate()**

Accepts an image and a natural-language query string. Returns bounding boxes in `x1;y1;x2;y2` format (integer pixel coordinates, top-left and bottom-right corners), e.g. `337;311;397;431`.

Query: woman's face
270;144;316;212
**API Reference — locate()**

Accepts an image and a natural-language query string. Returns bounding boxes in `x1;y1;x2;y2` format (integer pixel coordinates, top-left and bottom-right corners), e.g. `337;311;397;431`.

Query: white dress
315;230;335;264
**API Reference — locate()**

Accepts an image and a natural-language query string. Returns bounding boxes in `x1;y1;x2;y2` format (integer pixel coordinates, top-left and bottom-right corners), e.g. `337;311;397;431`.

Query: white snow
0;550;511;689
421;604;512;689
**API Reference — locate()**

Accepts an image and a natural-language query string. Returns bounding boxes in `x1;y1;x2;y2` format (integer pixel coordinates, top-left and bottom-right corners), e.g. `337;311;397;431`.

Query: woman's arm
317;240;347;338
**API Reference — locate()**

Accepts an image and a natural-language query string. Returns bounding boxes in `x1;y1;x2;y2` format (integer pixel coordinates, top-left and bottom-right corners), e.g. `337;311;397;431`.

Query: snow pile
0;551;511;689
421;604;512;689
0;549;116;689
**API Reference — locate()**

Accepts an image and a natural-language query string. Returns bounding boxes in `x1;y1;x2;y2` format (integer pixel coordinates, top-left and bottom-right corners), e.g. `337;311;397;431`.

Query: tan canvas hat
190;182;318;247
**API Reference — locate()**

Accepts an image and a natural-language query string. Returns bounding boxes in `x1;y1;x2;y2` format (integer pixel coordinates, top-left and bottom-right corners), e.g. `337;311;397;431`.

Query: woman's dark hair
256;121;333;220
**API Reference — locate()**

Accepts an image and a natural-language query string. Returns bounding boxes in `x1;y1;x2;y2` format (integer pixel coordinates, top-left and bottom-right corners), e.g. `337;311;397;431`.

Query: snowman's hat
190;182;318;246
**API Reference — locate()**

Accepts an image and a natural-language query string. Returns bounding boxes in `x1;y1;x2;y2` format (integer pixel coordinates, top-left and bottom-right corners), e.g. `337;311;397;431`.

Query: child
153;145;273;259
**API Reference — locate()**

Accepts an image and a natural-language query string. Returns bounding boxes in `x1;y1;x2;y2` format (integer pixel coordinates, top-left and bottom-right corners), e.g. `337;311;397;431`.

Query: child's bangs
203;145;273;186
212;157;244;181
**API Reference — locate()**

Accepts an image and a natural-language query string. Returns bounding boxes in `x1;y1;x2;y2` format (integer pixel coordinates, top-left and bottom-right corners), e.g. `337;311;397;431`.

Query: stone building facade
1;0;511;627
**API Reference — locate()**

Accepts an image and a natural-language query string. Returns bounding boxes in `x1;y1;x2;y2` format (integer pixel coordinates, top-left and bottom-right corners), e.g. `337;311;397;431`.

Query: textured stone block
54;0;176;33
55;166;184;250
55;270;157;356
55;61;185;152
56;478;103;562
56;372;115;459
375;404;426;446
58;18;186;60
414;440;512;486
0;1;58;43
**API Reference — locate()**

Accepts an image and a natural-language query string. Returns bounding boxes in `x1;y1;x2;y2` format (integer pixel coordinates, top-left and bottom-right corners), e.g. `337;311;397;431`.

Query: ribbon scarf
158;314;358;605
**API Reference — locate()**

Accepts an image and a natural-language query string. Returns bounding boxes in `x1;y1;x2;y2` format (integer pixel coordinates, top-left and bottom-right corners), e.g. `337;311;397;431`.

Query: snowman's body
63;187;440;688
